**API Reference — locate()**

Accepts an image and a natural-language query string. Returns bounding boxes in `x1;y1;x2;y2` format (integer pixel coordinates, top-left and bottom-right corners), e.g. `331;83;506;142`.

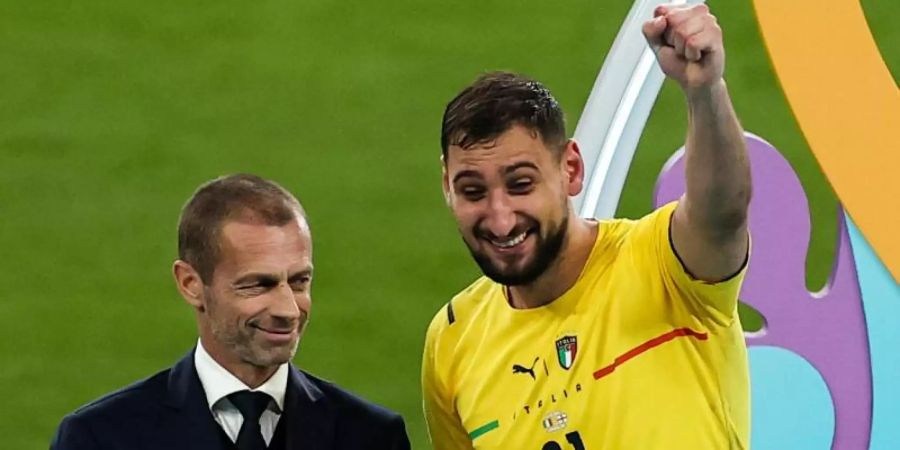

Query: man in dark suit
51;174;411;450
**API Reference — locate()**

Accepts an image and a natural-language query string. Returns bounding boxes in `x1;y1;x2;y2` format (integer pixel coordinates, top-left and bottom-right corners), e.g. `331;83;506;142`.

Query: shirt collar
194;338;288;413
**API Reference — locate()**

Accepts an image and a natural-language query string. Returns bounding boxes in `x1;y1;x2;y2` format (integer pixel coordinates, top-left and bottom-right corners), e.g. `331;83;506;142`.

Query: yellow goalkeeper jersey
422;202;749;450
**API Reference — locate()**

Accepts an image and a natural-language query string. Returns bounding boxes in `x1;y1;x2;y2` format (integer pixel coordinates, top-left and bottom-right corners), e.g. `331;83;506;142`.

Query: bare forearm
683;79;751;237
646;4;750;281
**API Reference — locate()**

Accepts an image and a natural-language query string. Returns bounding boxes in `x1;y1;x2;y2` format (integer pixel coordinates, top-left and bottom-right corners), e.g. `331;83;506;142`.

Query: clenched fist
643;4;725;93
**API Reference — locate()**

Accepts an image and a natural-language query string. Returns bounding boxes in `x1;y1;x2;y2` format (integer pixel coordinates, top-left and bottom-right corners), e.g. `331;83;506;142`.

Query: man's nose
483;192;517;238
270;283;303;321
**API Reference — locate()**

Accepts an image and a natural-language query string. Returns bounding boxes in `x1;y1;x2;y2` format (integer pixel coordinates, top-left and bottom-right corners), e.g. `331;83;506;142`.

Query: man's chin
250;342;299;366
250;352;294;368
480;264;539;286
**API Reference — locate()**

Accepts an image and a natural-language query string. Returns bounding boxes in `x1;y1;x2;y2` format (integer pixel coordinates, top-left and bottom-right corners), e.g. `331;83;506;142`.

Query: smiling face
179;215;313;370
444;125;583;285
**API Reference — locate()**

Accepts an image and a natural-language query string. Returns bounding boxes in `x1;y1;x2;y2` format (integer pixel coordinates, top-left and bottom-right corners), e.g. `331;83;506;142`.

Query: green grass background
0;0;895;448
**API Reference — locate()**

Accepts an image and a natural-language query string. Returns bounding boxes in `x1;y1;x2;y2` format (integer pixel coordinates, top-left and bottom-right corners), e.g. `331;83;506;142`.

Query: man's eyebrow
503;161;539;175
288;268;314;281
452;170;483;184
232;273;278;286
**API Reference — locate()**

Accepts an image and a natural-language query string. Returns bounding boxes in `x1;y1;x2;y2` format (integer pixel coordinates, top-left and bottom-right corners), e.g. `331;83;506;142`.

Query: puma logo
512;357;540;380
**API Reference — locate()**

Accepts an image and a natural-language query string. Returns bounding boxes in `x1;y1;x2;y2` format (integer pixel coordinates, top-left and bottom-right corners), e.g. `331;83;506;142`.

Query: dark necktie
228;390;272;450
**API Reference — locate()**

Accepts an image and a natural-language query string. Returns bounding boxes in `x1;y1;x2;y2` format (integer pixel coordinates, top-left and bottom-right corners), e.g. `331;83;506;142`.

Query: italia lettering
517;382;586;419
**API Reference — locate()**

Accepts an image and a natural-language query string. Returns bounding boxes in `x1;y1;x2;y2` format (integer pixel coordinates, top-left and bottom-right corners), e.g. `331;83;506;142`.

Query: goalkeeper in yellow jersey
423;4;752;450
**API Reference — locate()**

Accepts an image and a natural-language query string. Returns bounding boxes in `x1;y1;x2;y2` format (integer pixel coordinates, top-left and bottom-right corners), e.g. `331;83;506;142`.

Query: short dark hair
440;71;566;159
177;174;306;283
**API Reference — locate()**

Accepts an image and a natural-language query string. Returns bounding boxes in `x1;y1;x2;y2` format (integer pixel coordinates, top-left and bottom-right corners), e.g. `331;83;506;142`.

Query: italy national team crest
555;335;577;370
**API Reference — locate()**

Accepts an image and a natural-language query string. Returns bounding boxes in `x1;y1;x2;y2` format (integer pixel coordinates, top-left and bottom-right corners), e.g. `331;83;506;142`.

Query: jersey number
541;431;585;450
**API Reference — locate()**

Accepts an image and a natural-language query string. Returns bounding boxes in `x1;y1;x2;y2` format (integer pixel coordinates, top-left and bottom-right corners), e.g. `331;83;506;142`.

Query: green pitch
0;0;895;448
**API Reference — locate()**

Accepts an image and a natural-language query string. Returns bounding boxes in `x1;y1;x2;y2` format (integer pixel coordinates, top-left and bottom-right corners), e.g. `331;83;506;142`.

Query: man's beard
466;214;568;286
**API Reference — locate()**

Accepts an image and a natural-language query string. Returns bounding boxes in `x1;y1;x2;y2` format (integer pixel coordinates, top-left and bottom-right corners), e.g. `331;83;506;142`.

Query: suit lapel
152;350;335;450
156;348;225;450
283;366;335;450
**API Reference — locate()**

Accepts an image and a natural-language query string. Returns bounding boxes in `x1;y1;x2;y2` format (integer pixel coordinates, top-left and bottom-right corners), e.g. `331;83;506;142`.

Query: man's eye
460;187;486;200
290;277;312;291
239;280;276;291
508;179;534;193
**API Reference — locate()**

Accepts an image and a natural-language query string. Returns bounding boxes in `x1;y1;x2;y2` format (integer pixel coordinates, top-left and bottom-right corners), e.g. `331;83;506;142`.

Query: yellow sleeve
633;201;749;326
422;308;474;450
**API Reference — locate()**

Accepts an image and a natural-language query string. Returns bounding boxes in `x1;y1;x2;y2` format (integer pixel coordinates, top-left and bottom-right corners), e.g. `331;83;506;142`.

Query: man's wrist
684;78;728;105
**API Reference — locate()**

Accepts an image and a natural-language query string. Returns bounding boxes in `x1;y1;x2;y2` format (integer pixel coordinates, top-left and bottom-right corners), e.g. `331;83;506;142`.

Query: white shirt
194;339;289;445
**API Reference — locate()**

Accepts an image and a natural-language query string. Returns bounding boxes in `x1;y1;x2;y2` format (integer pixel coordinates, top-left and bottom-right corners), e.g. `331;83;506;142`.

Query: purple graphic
653;133;872;449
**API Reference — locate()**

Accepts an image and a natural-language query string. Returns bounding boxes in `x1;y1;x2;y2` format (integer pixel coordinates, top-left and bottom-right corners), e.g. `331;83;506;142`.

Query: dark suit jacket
50;349;410;450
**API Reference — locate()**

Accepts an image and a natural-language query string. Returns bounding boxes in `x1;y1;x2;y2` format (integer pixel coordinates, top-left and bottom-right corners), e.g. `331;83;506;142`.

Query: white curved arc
573;0;698;220
579;48;657;219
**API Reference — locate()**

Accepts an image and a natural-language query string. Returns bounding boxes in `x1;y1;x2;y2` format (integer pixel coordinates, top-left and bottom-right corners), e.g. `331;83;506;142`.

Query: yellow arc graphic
753;0;900;281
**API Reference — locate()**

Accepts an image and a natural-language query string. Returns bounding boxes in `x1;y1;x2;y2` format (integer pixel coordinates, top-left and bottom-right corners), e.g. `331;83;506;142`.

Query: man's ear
441;158;452;206
173;260;205;312
563;139;585;196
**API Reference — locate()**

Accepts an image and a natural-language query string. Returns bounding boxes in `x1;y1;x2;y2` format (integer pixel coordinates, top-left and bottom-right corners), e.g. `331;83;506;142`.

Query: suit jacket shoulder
51;369;172;449
291;369;411;450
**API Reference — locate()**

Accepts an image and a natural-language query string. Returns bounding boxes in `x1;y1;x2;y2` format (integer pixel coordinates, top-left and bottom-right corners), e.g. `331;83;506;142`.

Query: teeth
494;231;527;248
